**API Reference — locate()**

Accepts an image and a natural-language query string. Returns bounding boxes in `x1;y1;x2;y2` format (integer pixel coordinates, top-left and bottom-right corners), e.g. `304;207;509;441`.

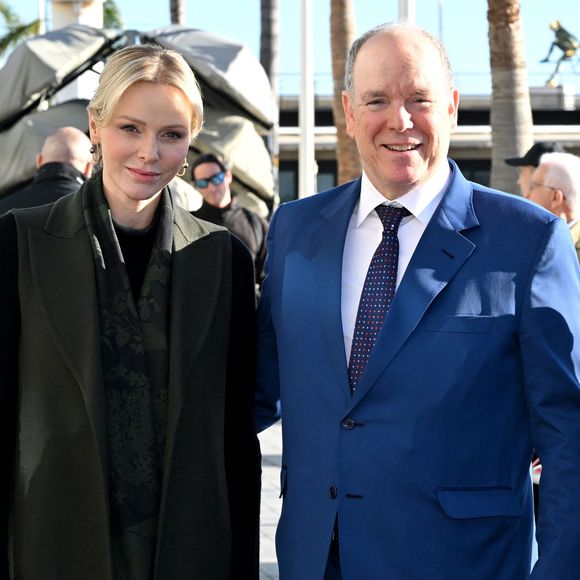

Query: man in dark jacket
191;152;268;288
0;126;93;215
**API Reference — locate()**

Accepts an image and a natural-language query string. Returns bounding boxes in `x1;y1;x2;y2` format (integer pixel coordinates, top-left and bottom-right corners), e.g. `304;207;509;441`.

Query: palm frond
0;1;20;28
0;19;40;57
104;0;123;29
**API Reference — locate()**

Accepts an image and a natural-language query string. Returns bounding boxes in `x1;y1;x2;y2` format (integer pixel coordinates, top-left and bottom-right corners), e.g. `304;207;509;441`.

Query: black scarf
82;172;173;579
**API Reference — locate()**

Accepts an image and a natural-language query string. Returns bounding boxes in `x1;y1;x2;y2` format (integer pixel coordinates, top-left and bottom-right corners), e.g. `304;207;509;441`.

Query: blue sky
12;0;580;95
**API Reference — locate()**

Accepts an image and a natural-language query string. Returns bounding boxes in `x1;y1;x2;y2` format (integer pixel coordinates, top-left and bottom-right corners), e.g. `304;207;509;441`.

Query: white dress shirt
341;166;452;363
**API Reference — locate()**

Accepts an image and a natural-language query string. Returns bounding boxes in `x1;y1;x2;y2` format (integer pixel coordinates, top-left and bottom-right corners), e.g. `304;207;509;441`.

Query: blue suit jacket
256;162;580;580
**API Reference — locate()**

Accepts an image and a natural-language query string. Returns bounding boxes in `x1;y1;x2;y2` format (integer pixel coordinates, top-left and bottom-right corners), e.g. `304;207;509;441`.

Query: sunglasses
194;171;226;189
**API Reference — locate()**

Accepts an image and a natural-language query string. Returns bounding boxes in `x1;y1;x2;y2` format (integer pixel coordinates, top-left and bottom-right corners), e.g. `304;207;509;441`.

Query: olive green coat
5;184;260;580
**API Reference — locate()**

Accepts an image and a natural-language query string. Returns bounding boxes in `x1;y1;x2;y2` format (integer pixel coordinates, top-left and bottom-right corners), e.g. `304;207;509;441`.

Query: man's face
193;161;232;208
342;30;459;199
525;165;560;212
517;165;535;197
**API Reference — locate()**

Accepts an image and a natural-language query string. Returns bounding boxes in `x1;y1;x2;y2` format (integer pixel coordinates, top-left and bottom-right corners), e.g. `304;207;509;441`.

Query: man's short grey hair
343;22;454;98
538;151;580;212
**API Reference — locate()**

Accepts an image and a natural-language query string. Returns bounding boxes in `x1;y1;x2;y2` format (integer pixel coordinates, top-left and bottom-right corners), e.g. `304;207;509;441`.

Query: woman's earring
176;160;189;178
90;143;101;168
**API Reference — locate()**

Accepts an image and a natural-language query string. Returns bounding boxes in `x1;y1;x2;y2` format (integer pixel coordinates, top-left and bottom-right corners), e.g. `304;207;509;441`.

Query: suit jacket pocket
279;465;288;499
437;486;523;518
423;315;493;333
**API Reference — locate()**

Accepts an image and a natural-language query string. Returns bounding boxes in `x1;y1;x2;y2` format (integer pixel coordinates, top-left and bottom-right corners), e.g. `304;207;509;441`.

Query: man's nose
387;104;414;132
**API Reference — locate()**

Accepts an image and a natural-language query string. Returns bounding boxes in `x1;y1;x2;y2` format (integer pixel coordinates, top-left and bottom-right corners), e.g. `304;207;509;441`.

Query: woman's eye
121;125;138;133
164;131;183;140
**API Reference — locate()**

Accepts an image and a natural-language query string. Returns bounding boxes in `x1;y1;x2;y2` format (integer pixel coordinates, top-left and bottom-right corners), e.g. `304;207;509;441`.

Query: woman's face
90;81;193;224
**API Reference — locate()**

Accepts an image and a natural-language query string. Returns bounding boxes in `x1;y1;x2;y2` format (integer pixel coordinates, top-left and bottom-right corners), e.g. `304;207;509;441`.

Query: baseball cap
505;142;566;167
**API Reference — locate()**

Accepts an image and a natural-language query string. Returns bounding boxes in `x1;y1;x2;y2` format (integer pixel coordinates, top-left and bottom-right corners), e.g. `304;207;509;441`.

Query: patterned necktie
348;204;410;392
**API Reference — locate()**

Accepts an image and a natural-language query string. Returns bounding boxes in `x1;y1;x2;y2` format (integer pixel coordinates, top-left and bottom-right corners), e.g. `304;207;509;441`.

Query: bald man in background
0;126;92;215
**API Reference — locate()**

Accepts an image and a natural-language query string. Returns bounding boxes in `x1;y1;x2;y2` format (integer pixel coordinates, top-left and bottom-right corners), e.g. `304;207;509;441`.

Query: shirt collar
355;162;452;227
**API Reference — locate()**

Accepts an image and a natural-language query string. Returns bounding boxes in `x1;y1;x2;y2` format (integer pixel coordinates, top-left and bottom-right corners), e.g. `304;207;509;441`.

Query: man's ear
342;90;356;139
35;153;43;169
449;87;460;130
550;187;566;212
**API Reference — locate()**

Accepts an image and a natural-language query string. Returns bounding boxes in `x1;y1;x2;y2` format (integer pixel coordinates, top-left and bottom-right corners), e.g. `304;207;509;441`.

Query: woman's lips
127;167;160;180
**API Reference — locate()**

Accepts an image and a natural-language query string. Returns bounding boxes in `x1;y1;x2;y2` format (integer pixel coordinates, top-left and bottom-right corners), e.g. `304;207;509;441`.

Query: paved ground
258;421;282;580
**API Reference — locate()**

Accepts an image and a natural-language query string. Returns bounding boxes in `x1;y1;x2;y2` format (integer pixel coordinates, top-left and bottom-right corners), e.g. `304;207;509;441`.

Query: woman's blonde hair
88;44;204;163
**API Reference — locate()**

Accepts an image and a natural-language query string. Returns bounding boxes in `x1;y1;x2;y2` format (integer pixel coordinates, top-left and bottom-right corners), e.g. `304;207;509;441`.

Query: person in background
255;22;580;580
521;150;580;541
527;151;580;261
191;152;268;289
504;141;565;196
0;126;93;215
0;44;260;580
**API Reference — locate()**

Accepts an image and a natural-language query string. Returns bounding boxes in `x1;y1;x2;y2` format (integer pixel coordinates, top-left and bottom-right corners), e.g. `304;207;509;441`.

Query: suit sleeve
0;213;19;580
254;207;282;433
521;217;580;579
224;235;261;580
254;215;269;290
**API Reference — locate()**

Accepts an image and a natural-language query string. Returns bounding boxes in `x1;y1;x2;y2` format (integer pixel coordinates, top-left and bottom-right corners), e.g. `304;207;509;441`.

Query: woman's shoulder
0;211;17;250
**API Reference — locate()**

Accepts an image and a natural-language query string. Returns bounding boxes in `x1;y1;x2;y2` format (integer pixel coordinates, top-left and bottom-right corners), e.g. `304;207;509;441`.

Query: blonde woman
0;44;260;580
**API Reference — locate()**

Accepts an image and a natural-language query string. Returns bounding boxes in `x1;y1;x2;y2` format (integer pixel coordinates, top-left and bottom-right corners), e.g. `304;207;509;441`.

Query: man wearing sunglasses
191;153;268;290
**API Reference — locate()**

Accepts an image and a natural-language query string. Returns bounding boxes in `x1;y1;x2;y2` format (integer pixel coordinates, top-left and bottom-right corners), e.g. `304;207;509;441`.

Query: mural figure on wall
541;20;579;87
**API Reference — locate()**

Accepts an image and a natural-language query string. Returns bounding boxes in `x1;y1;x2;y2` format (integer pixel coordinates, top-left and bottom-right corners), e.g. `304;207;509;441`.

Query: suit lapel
350;165;479;406
312;181;361;401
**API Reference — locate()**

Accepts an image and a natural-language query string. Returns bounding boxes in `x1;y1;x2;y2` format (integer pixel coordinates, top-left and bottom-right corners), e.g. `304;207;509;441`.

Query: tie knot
375;204;411;232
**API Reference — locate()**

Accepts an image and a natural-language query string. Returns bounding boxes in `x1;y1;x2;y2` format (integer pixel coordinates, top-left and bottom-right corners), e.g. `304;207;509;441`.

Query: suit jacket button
329;486;338;499
342;418;356;430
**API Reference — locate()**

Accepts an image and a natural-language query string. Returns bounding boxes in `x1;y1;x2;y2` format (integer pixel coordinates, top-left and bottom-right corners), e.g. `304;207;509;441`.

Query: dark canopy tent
0;23;277;211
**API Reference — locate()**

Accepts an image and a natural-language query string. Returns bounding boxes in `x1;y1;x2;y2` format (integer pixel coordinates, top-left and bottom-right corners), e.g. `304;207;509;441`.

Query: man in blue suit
255;22;580;580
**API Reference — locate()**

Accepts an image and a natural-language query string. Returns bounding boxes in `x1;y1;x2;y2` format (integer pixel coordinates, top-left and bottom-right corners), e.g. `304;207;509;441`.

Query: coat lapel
28;192;108;473
28;193;228;494
163;206;227;471
350;164;480;406
312;180;361;401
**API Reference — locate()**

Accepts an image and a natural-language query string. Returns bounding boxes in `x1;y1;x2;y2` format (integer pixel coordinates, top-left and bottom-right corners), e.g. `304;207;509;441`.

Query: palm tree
487;0;533;194
260;0;279;102
170;0;185;25
104;0;123;29
330;0;360;185
260;0;280;200
0;1;40;58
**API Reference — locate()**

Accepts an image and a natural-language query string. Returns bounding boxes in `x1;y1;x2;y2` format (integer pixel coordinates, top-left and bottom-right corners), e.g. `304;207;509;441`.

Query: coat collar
29;177;226;487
